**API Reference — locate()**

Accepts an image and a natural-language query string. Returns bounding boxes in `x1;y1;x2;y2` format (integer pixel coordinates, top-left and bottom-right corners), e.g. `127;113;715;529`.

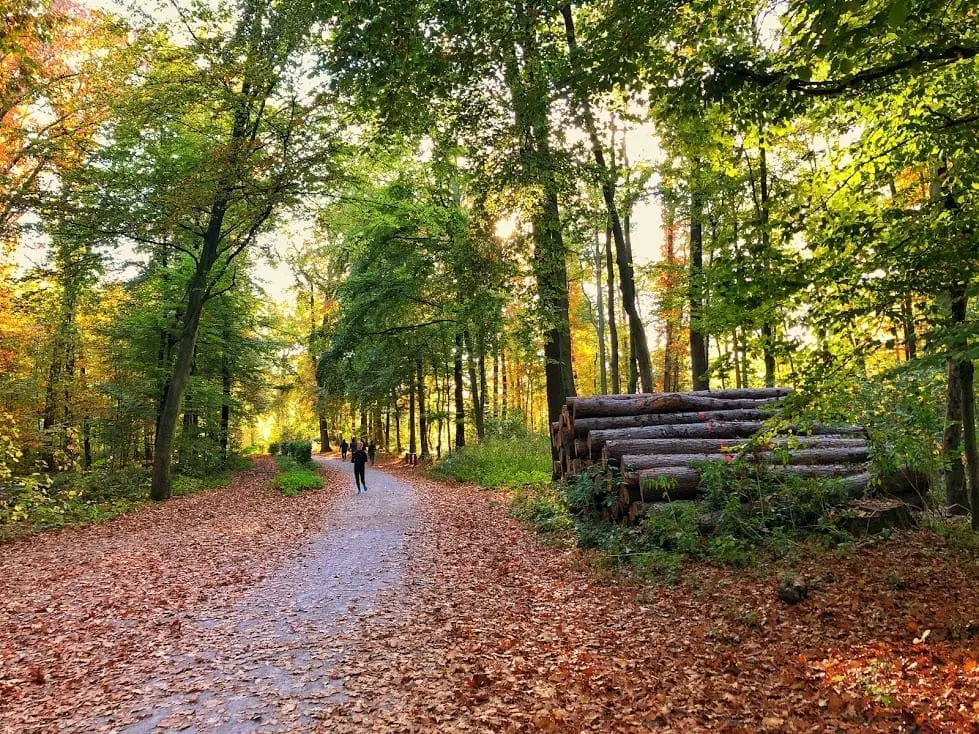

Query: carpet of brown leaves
3;456;979;732
319;463;979;733
0;457;346;732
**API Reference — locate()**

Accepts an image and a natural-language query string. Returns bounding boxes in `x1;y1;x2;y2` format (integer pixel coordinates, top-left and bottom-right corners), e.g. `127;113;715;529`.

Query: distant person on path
352;441;368;493
367;441;376;465
340;438;349;461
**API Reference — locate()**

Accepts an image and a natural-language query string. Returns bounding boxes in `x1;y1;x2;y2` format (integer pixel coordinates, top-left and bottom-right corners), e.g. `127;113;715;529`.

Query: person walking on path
367;441;376;465
340;438;349;461
351;441;369;493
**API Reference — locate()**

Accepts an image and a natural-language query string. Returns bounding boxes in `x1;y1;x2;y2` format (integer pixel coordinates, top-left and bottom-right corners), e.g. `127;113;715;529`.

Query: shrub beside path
2;455;979;731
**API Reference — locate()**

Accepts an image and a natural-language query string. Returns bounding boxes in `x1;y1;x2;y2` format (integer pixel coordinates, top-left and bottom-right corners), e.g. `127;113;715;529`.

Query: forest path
114;457;417;733
0;456;418;733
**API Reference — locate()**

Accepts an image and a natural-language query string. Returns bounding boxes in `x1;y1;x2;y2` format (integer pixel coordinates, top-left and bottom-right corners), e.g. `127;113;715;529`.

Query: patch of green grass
431;435;551;489
507;482;574;534
273;455;323;496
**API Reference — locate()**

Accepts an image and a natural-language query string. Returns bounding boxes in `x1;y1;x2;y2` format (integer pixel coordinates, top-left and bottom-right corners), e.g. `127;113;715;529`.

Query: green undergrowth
0;456;253;541
562;460;868;583
431;435;552;488
431;434;574;535
273;455;323;496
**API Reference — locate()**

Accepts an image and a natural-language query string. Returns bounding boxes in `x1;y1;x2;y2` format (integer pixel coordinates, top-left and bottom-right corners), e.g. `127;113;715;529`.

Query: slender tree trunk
493;351;500;416
562;5;652;392
594;227;608;394
478;331;487;440
454;332;465;447
662;200;677;392
151;252;215;500
501;348;508;418
220;350;231;463
605;224;621;394
902;295;917;361
962;355;979;530
758;144;777;387
503;18;576;427
945;358;968;513
465;329;484;441
408;373;416;455
689;184;709;390
417;359;428;458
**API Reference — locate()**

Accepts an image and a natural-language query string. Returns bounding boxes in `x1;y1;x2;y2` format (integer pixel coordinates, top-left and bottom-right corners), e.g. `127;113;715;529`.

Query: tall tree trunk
417;358;428;458
454;332;465;447
605;224;621;394
562;4;652;392
372;401;383;446
493;351;500;416
385;404;391;452
465;329;484;441
149;29;275;500
594;227;608;394
408;373;416;455
478;330;488;440
758;144;776;388
628;332;639;393
501;348;508;418
220;349;231;463
946;358;968;513
662;200;677;392
503;14;576;426
689;184;709;390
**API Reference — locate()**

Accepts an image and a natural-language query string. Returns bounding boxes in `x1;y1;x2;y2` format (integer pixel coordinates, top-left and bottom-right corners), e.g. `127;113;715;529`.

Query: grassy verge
431;435;553;488
273;455;323;496
431;435;574;536
0;456;253;542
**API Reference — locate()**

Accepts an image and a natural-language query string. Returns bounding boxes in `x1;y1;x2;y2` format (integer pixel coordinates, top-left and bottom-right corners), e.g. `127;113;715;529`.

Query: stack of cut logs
551;388;888;523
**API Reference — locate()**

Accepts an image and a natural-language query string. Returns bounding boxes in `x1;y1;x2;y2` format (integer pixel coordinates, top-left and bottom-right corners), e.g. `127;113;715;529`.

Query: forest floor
2;456;979;732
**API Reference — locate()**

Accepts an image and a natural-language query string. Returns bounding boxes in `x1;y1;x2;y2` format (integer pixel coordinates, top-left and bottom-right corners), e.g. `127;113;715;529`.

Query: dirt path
111;457;417;732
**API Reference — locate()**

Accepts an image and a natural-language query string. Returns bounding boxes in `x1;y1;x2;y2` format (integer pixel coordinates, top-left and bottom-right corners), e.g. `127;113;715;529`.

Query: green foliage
273;455;323;497
557;460;859;577
507;482;573;534
278;440;313;465
431;435;551;489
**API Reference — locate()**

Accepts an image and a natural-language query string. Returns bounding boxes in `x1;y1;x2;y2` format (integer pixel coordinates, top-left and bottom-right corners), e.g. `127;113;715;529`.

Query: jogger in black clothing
367;441;376;465
340;438;349;461
351;442;368;493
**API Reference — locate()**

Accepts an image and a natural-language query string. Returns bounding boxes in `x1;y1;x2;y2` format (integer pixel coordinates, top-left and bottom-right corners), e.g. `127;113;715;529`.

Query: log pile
551;388;921;523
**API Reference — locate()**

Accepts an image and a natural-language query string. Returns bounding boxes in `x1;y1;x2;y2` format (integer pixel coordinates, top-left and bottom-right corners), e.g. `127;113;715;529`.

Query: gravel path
102;458;416;733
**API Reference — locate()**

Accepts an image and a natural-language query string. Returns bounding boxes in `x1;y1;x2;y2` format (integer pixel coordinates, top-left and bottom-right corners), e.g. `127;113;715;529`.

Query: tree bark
408;370;416;455
594;227;608;394
689;184;709;390
588;420;861;455
562;5;652;392
616;447;869;471
944;359;967;512
602;436;867;463
504;11;576;427
454;332;465;447
220;348;231;463
605;224;621;394
417;358;428;458
569;392;784;420
571;408;777;438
